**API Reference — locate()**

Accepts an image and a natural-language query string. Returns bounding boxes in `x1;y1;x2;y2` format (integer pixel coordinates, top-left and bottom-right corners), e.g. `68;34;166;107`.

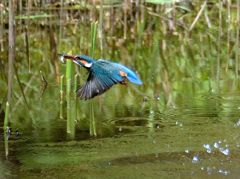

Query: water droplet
185;149;189;153
218;169;223;173
15;129;20;137
7;127;11;135
214;142;220;148
219;148;230;156
118;127;122;132
192;155;200;163
218;169;230;176
223;171;229;176
176;120;183;126
203;144;212;153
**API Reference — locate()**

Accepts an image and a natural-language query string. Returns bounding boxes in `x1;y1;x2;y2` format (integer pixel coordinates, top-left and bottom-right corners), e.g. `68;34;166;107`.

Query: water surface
1;80;240;178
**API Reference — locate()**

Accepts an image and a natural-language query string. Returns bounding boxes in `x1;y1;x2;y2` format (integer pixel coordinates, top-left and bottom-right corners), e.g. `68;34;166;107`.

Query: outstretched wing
77;59;142;100
77;70;119;100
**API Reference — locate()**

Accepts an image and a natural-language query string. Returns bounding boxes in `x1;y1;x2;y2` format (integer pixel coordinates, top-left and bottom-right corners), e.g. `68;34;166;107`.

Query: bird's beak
58;53;76;64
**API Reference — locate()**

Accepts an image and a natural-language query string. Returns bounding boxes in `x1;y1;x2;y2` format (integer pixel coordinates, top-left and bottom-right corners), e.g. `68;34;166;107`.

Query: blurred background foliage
0;0;239;133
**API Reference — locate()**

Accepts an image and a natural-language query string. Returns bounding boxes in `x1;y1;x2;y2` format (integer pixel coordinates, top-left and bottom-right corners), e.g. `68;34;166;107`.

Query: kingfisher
60;54;142;100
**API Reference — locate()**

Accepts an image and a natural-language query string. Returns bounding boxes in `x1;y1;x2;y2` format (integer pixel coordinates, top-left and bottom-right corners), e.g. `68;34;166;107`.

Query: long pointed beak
58;54;76;63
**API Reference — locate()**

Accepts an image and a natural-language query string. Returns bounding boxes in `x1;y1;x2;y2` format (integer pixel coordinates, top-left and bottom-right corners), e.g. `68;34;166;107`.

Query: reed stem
89;101;97;136
236;0;240;77
217;0;222;89
90;21;98;57
4;132;9;159
66;59;75;138
0;7;3;52
4;102;9;130
66;59;72;100
4;101;9;157
99;0;104;58
89;21;98;136
226;0;231;72
73;74;78;125
74;74;78;98
60;75;64;119
60;75;64;100
123;0;127;39
8;0;15;118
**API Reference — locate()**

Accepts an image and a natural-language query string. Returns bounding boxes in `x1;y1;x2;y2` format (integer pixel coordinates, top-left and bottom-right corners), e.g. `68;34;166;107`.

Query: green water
1;80;240;178
1;1;240;178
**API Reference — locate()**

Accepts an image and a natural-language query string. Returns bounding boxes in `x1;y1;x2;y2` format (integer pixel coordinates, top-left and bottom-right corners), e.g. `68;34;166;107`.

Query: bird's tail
116;63;142;85
126;72;142;85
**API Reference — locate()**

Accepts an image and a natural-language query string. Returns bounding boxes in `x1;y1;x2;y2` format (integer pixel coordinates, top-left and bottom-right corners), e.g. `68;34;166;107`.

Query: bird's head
75;55;94;68
59;54;94;69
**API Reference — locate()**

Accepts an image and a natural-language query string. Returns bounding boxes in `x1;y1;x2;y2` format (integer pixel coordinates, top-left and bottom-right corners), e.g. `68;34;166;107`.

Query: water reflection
1;81;240;177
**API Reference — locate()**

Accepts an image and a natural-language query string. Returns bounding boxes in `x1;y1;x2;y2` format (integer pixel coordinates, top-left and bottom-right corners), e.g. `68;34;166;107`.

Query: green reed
4;102;9;130
89;101;97;136
4;102;9;158
90;21;98;57
89;21;98;136
8;0;15;116
73;74;78;126
236;0;240;77
99;0;104;57
4;132;8;158
60;75;64;119
66;59;75;138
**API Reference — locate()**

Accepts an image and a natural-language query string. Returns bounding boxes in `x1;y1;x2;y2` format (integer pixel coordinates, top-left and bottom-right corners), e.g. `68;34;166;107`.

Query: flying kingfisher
60;54;142;100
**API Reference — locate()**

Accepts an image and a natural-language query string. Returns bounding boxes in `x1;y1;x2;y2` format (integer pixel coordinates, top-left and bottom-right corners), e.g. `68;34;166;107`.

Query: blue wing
77;61;121;100
77;60;142;100
77;71;119;100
